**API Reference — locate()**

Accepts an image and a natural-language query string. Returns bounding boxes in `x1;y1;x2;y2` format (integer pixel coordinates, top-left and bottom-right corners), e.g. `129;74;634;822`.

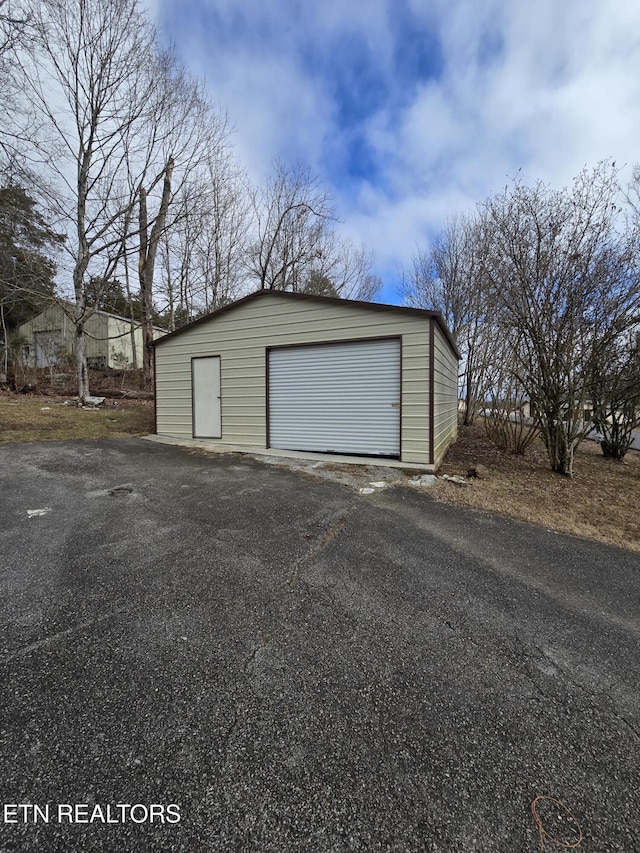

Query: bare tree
128;53;230;385
482;329;540;454
0;0;28;53
306;234;381;301
13;0;160;401
403;212;494;425
248;160;383;304
138;157;174;382
588;330;640;460
12;0;231;395
481;162;640;476
249;161;336;291
198;152;252;308
0;0;31;163
152;146;250;331
158;221;192;332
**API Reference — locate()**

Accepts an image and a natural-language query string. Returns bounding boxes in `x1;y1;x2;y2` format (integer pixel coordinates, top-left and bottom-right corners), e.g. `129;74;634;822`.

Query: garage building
17;301;163;369
153;290;460;469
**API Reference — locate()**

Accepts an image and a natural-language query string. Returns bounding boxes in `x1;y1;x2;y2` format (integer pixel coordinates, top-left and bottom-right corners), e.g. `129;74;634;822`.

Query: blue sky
152;0;640;302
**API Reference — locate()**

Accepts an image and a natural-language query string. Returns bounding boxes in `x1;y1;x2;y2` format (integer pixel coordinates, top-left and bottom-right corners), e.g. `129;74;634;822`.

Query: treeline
403;162;640;474
0;0;380;397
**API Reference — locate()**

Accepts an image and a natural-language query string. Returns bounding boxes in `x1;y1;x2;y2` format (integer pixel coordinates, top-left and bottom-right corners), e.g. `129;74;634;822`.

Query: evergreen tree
0;184;64;331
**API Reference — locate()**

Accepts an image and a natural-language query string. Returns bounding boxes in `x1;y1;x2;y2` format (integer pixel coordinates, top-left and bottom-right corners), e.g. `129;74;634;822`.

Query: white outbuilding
153;290;460;470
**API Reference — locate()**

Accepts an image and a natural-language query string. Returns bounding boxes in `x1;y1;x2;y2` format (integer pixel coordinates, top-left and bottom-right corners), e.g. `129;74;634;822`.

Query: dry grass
433;419;640;553
0;394;154;442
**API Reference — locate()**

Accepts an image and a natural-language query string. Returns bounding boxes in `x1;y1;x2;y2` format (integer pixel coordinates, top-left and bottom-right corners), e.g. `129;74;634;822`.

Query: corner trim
153;351;157;434
429;318;435;466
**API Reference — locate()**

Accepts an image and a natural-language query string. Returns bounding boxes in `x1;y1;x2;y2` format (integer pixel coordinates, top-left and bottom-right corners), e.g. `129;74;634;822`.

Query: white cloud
156;0;640;294
338;0;640;263
208;53;335;181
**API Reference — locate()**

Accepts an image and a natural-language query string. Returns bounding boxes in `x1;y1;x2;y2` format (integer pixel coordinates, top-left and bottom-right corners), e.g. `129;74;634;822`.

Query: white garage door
268;338;401;457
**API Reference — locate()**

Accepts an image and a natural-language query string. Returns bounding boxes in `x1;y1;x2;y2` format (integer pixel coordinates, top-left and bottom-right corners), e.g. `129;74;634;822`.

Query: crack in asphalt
540;648;640;743
287;507;354;589
375;491;640;641
218;711;242;769
218;507;355;766
0;606;131;666
515;638;640;743
609;707;640;742
243;633;271;675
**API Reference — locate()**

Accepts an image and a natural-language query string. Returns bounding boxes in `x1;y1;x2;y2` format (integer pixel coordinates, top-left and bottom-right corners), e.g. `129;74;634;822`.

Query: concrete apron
143;434;435;472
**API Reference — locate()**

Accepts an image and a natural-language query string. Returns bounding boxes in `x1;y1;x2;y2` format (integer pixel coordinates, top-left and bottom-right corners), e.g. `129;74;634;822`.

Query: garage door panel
268;338;400;457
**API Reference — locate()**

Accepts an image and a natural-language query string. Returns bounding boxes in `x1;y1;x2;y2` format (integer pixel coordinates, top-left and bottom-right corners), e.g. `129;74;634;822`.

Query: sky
153;0;640;303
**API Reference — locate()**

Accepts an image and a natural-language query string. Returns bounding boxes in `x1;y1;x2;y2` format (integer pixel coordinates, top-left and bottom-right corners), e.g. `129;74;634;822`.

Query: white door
268;338;401;457
192;356;221;438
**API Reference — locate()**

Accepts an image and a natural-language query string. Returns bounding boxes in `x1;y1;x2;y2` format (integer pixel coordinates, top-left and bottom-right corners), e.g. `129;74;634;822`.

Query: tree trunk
75;321;89;402
122;223;137;370
598;413;633;460
0;301;8;381
540;419;574;475
463;363;474;426
600;439;627;460
138;187;152;386
164;235;175;332
139;157;174;388
72;251;90;402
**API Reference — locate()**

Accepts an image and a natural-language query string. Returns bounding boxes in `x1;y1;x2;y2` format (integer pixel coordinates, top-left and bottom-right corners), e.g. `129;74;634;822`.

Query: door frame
191;355;222;439
265;335;402;458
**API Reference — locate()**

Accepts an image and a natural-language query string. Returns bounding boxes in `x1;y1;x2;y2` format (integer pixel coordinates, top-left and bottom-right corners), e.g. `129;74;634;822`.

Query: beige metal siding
432;320;459;467
18;305;107;365
17;304;155;369
106;316;146;368
84;314;109;364
155;294;433;464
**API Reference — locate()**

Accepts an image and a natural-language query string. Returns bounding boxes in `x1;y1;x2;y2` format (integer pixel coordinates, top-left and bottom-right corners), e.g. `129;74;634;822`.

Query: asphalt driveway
0;439;638;852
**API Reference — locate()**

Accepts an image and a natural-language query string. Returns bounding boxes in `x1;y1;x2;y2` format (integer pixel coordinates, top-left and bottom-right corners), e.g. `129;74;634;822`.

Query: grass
433;419;640;553
0;394;154;442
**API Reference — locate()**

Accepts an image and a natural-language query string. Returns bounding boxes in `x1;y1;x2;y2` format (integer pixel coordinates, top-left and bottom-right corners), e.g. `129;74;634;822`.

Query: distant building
16;302;165;369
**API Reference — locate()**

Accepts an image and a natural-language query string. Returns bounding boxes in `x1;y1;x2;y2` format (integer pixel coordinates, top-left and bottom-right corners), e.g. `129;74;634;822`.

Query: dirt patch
252;455;406;490
432;420;640;553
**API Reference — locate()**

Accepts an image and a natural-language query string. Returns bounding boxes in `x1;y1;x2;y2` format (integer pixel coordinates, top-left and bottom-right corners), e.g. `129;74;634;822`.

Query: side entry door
192;356;221;439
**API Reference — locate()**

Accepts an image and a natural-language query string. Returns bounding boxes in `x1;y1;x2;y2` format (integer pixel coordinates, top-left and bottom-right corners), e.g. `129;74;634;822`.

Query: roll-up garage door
268;338;401;457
